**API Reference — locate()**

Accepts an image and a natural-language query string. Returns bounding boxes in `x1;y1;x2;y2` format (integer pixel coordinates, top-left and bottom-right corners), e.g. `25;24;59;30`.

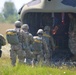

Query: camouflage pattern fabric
0;34;6;58
0;34;6;47
9;28;26;66
19;30;34;64
43;32;55;51
10;43;26;66
69;17;76;56
69;35;76;55
32;36;49;65
43;32;55;65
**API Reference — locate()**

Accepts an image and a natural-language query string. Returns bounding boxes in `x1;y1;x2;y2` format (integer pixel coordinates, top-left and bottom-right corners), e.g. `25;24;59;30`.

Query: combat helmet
15;21;22;28
21;24;29;30
37;29;43;34
44;26;50;31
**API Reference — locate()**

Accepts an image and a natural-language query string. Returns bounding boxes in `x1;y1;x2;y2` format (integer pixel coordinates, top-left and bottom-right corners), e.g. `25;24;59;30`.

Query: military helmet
15;21;22;28
44;26;50;31
37;29;43;34
21;24;29;30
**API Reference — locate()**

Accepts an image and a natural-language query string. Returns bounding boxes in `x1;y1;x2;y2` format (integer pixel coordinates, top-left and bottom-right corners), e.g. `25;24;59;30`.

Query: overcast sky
0;0;32;12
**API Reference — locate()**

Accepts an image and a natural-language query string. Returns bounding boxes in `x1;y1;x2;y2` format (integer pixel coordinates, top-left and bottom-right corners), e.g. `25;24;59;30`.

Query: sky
0;0;32;12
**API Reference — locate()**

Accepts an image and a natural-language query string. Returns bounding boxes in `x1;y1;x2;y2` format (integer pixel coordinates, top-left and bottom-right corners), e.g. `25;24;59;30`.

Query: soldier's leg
33;54;38;65
37;54;44;66
25;49;34;65
70;55;76;61
44;53;51;66
10;50;16;66
18;50;26;64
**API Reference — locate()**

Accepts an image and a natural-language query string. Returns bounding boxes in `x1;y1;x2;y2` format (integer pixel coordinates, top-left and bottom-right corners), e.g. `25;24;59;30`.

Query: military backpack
6;29;20;45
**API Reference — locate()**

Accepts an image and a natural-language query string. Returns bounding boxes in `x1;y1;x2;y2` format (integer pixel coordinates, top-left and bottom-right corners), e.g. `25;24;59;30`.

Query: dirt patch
2;44;10;58
0;23;14;36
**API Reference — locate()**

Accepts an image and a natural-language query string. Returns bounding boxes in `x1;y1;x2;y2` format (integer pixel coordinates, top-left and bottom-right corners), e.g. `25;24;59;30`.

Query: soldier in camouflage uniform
32;29;49;65
10;21;25;66
20;24;34;65
68;13;76;61
0;34;6;57
43;26;55;63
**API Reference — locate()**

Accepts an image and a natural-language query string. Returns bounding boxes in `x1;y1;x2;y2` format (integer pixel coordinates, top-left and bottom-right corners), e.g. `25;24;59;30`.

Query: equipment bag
32;36;43;52
6;29;20;45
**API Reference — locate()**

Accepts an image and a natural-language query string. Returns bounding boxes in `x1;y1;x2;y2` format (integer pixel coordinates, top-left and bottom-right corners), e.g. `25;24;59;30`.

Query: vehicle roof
20;0;76;22
21;0;76;14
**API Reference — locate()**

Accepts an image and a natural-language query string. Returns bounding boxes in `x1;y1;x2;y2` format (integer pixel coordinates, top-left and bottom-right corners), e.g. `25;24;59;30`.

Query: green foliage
0;13;5;23
0;57;76;75
0;1;18;23
5;15;18;23
2;1;17;19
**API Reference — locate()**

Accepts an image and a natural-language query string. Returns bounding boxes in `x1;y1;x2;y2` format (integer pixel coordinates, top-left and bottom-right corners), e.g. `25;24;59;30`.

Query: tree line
0;1;19;23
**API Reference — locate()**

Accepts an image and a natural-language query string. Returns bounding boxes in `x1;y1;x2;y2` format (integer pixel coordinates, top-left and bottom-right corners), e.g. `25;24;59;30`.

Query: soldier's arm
42;39;50;58
50;36;55;50
29;33;34;45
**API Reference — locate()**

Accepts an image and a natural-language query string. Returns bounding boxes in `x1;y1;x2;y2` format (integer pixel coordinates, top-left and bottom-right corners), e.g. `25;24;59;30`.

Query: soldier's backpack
6;29;20;45
32;36;43;52
0;34;6;46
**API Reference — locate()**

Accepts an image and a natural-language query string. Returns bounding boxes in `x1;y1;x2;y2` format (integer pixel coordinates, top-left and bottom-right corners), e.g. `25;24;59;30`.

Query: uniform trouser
69;35;76;61
33;53;44;65
22;49;33;65
69;35;76;55
10;50;26;66
44;53;51;66
10;44;26;66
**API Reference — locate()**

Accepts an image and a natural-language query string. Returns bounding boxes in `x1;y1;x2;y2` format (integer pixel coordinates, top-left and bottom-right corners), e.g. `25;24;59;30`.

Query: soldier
20;24;34;65
32;29;49;65
43;26;55;62
7;21;25;66
0;34;6;57
68;13;76;61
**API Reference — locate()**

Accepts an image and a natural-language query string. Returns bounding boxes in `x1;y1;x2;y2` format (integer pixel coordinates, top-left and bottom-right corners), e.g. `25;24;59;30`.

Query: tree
0;13;5;22
2;1;17;19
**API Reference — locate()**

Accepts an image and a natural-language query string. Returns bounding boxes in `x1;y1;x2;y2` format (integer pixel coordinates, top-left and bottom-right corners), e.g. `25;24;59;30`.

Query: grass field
0;23;76;75
0;57;76;75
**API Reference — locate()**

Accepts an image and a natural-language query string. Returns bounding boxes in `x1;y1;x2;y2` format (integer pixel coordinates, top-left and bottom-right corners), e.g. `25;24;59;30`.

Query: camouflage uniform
10;21;25;66
68;14;76;60
32;29;49;65
0;34;6;57
20;24;34;65
43;26;55;62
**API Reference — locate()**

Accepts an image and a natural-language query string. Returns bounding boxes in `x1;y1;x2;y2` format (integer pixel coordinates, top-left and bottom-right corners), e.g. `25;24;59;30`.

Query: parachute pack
32;36;43;52
6;29;20;45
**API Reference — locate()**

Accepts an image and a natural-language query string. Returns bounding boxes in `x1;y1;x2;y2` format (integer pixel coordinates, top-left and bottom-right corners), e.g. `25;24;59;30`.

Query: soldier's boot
11;60;16;66
70;55;76;61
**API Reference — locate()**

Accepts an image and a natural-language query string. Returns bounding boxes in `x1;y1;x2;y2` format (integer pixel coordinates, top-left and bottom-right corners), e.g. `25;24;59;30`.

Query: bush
5;15;18;23
0;13;5;23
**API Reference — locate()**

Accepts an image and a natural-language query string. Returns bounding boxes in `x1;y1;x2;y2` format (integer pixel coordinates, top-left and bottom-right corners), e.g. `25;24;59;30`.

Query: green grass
0;57;76;75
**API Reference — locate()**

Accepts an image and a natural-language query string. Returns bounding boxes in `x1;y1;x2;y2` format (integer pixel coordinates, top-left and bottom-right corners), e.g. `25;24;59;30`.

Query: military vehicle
18;0;76;63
